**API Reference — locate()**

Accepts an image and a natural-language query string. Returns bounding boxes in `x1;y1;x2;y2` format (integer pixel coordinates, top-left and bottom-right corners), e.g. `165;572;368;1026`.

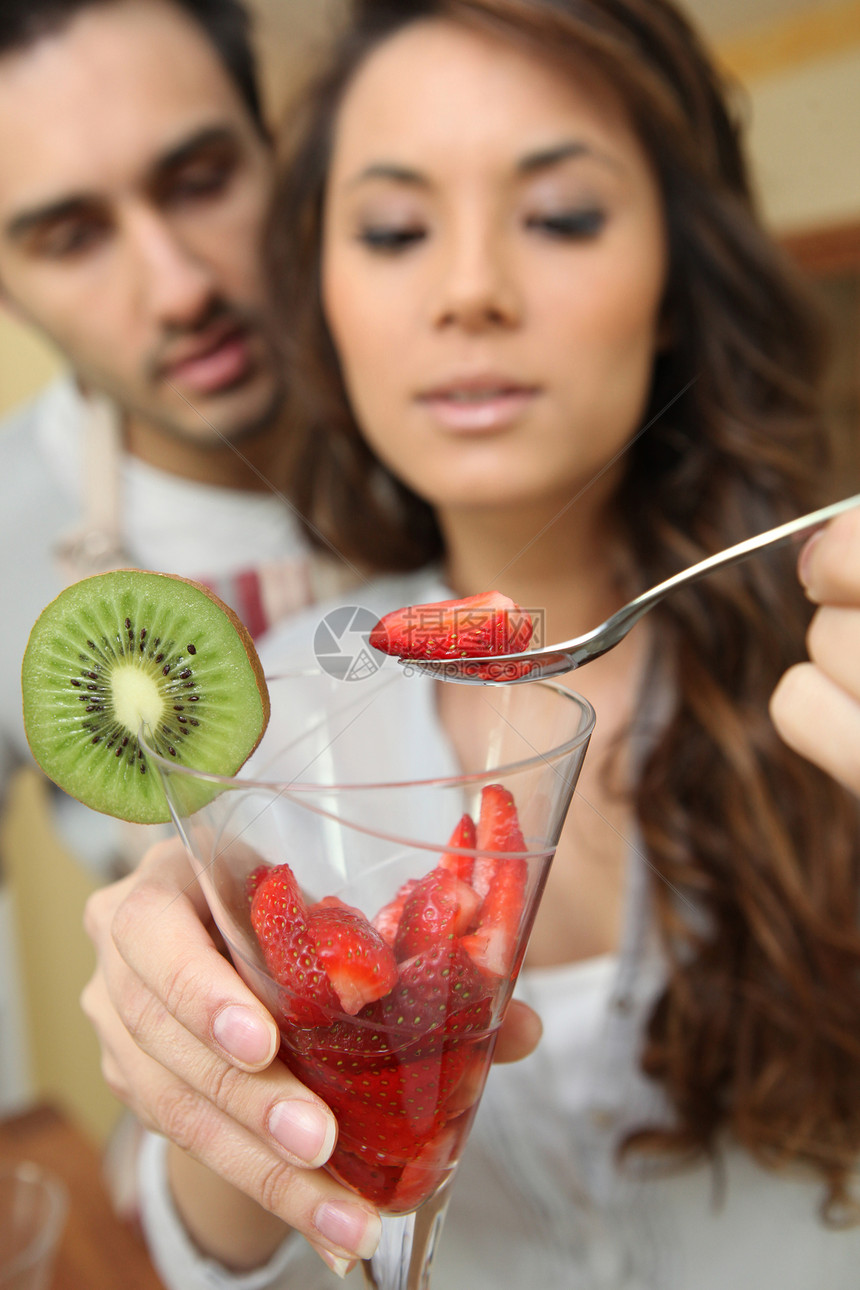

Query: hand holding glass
144;669;593;1289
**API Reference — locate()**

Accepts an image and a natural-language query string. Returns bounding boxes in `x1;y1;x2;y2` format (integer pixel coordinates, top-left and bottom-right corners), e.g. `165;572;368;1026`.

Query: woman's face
322;19;668;517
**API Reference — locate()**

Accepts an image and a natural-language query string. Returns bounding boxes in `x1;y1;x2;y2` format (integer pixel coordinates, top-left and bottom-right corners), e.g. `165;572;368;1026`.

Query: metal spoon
399;494;860;685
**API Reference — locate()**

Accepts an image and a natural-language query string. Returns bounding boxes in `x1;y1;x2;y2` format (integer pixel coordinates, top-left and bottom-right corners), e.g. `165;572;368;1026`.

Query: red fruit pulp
246;785;530;1212
370;590;533;661
284;1023;497;1212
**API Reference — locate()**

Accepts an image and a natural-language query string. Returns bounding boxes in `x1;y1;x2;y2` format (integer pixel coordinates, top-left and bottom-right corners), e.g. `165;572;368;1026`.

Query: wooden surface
0;1104;164;1290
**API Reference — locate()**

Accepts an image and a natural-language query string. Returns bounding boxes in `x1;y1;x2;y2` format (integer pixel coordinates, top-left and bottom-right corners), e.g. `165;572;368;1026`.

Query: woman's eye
527;209;606;239
358;226;427;253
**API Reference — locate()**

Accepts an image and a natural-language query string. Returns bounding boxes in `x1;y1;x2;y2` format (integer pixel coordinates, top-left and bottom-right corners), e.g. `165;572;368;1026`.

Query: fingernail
798;528;824;595
314;1200;381;1260
268;1101;335;1167
320;1251;354;1279
213;1005;275;1067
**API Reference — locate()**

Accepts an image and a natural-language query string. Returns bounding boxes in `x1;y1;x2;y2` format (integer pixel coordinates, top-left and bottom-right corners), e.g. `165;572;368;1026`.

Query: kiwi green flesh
21;571;269;824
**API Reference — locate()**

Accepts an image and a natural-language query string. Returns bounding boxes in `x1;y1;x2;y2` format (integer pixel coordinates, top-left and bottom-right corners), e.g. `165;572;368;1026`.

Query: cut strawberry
469;783;527;898
331;1119;461;1212
381;940;492;1040
369;590;533;661
288;1017;475;1135
476;783;527;854
371;878;419;948
307;895;398;1016
454;786;529;977
466;783;528;910
393;869;481;960
470;856;495;903
460;857;528;978
289;1016;398;1085
248;799;531;1213
250;866;339;1026
389;1125;461;1212
437;812;477;883
445;1049;492;1115
330;1120;460;1211
250;870;398;1023
374;815;479;954
334;1047;469;1140
327;1147;401;1208
245;864;270;907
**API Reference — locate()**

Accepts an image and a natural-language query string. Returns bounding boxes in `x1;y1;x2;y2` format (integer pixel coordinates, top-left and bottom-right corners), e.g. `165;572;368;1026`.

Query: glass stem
361;1176;454;1290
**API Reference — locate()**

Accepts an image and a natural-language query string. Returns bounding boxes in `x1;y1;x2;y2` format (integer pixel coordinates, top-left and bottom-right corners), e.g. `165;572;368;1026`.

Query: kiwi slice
21;570;270;824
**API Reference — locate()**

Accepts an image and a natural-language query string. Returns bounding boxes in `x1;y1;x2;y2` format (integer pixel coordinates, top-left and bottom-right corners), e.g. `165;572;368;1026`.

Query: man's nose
128;207;217;328
432;224;522;333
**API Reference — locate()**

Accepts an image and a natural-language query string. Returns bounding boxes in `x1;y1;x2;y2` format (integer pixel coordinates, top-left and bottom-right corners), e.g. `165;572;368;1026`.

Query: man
0;0;342;875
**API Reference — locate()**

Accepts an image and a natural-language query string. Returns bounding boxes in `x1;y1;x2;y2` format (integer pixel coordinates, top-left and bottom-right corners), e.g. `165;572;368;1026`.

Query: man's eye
37;222;106;259
527;209;607;239
166;162;235;204
357;226;427;252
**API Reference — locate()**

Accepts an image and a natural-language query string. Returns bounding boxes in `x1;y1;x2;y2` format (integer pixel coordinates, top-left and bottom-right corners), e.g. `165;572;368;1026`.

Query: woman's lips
416;382;539;431
164;329;255;396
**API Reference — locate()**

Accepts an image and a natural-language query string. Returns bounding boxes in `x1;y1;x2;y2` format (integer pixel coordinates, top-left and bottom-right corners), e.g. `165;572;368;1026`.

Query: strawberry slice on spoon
370;590;533;662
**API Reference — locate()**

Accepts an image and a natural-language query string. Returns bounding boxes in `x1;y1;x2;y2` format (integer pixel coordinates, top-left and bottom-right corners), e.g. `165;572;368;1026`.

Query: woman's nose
432;226;522;333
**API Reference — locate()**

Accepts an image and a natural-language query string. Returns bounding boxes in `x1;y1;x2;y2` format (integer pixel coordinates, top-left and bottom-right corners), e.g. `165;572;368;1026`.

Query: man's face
0;0;282;446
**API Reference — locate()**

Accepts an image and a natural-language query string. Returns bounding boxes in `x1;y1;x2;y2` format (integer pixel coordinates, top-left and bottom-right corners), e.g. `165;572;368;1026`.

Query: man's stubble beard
142;369;288;451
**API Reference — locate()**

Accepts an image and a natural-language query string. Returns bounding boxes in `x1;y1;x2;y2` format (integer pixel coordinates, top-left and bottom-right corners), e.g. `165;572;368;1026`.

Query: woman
82;1;860;1285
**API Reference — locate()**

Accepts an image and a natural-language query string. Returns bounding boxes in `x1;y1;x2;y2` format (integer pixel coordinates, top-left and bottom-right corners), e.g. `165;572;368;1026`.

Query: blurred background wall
2;0;859;1146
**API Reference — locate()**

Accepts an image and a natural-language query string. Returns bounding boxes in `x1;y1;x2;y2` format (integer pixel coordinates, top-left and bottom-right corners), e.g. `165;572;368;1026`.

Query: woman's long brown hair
268;0;860;1217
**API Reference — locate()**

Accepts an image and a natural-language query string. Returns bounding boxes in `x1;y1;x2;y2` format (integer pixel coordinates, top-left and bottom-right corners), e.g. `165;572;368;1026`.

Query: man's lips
160;323;257;396
416;378;540;431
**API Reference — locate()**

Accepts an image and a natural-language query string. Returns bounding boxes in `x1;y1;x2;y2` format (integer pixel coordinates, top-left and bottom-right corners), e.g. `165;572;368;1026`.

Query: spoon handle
563;493;860;670
628;493;860;619
402;493;860;682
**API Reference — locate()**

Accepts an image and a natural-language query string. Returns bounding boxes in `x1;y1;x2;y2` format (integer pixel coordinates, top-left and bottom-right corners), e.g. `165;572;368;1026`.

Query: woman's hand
771;507;860;793
82;838;380;1276
82;838;542;1276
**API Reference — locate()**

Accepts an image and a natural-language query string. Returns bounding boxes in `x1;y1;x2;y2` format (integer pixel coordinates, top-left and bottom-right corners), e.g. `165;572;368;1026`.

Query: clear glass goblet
0;1163;68;1290
143;668;594;1289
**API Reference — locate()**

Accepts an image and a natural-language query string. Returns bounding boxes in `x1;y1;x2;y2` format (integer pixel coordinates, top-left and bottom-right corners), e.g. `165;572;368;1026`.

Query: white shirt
138;570;860;1289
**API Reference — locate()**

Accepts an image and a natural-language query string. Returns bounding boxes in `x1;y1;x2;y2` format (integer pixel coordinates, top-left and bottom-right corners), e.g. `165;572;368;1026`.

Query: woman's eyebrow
517;140;624;175
344;140;624;192
346;163;429;190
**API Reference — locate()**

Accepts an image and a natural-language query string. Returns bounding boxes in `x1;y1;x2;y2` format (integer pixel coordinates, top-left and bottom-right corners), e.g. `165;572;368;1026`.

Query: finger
106;843;280;1071
307;1242;357;1281
160;1096;380;1266
85;984;380;1266
81;973;380;1269
82;951;341;1171
799;508;860;605
770;662;860;794
80;967;162;1129
807;606;860;699
493;999;542;1064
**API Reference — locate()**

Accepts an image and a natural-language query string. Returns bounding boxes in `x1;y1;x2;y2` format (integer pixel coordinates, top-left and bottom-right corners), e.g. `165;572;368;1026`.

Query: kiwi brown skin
21;570;270;824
